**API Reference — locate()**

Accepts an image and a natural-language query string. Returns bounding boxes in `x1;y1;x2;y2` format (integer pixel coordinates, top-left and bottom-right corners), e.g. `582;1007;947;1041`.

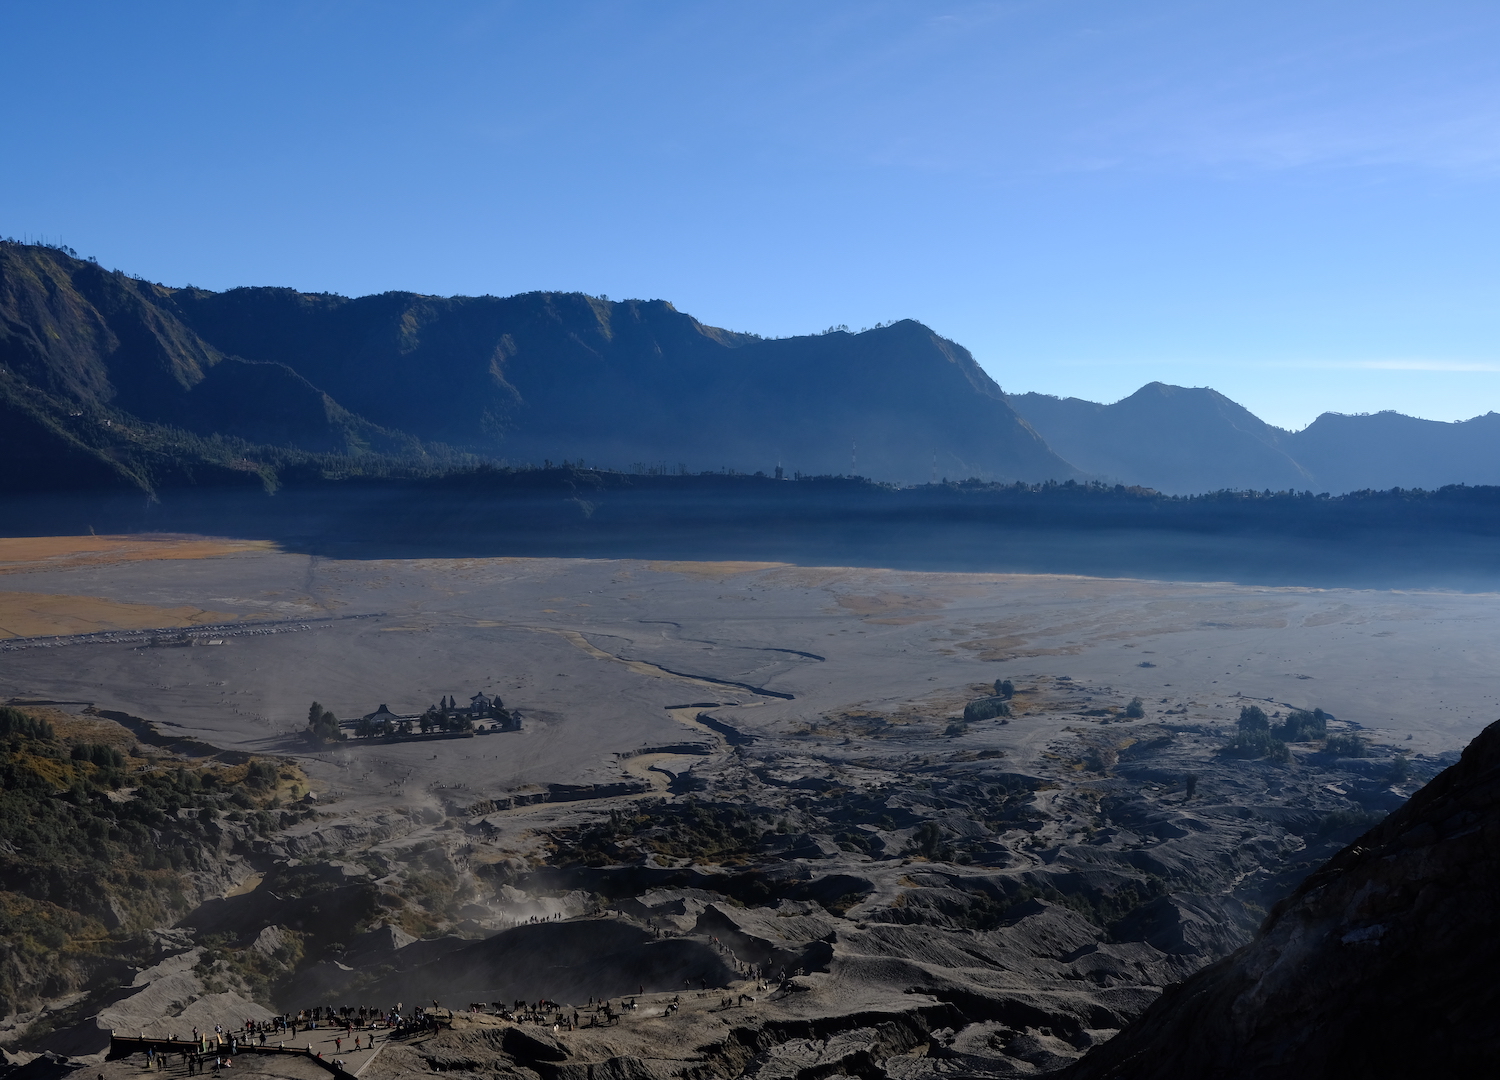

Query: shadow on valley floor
6;474;1500;590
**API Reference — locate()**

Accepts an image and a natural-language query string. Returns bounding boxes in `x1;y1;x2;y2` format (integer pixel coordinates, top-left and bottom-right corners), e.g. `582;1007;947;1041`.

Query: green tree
964;696;1011;722
1325;732;1368;758
1238;705;1269;732
305;701;343;742
1274;708;1328;742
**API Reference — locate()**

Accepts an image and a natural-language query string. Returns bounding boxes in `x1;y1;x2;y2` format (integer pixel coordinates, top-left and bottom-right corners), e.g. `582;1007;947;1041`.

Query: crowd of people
120;954;798;1075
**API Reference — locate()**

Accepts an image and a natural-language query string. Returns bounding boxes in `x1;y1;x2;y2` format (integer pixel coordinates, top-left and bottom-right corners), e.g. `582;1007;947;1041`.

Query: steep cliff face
1065;719;1500;1079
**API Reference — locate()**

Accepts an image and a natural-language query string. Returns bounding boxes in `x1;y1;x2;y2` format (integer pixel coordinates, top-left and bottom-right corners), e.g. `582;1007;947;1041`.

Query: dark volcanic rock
358;918;736;1006
502;1025;571;1063
1065;718;1500;1079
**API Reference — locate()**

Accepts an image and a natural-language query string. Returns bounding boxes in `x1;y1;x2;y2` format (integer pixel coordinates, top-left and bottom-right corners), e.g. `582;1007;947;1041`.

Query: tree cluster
1224;705;1291;761
1325;732;1369;758
306;701;344;742
1225;704;1340;761
0;707;300;1014
418;696;476;735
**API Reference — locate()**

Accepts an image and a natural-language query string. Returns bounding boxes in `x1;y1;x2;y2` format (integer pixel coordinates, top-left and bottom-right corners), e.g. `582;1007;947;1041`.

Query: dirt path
621;751;708;791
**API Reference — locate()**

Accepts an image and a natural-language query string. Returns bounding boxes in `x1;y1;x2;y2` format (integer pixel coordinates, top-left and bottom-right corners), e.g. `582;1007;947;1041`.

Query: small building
362;703;401;724
470;692;504;714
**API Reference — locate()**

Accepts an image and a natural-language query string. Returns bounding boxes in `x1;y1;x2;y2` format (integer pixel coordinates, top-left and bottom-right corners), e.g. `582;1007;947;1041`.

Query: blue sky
4;1;1500;429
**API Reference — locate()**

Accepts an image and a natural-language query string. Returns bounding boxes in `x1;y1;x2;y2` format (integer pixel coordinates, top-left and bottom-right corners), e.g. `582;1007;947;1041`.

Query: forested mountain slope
0;242;1074;491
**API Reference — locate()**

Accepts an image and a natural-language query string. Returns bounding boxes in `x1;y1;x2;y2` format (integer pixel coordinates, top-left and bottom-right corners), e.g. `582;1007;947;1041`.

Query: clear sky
5;1;1500;430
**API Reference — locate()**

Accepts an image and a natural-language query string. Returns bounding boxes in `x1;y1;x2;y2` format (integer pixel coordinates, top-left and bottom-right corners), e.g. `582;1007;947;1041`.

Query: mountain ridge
6;239;1500;497
1008;385;1500;495
1007;383;1313;494
0;242;1074;491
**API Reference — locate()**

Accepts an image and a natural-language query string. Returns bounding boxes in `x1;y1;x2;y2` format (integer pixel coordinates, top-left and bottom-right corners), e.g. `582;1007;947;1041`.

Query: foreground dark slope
1065;718;1500;1080
0;242;1075;488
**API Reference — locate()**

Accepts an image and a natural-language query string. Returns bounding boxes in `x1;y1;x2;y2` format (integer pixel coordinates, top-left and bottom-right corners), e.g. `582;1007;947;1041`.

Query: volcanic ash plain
0;539;1494;1077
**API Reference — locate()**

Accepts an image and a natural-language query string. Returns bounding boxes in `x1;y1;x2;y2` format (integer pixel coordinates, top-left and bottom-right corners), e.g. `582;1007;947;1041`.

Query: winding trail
621;707;732;790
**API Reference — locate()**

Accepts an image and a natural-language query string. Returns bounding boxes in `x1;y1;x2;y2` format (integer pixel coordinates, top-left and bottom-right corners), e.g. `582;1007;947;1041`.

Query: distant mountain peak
1010;381;1500;494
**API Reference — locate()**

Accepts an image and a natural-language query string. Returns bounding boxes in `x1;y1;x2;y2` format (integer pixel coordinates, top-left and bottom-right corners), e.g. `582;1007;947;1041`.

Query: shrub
1316;808;1385;839
1274;708;1328;742
1325;732;1369;758
993;679;1015;699
964;696;1011;722
1237;705;1269;732
1224;728;1291;762
1084;743;1119;773
905;821;951;860
1124;697;1145;719
70;743;125;769
244;760;279;789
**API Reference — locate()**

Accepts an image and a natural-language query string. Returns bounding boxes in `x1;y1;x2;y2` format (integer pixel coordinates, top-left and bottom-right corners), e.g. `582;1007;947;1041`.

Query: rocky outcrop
1065;718;1500;1079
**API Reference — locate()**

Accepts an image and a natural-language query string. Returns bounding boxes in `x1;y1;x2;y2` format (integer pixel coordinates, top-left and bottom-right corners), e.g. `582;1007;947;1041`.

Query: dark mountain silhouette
1011;384;1500;495
0;243;430;491
1287;409;1500;493
0;242;1074;491
1007;384;1311;495
1065;718;1500;1079
163;283;1070;483
12;237;1495;498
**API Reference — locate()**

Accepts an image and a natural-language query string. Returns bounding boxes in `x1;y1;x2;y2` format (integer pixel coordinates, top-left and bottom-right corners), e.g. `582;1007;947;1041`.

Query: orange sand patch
646;560;788;579
0;591;239;639
0;535;276;575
